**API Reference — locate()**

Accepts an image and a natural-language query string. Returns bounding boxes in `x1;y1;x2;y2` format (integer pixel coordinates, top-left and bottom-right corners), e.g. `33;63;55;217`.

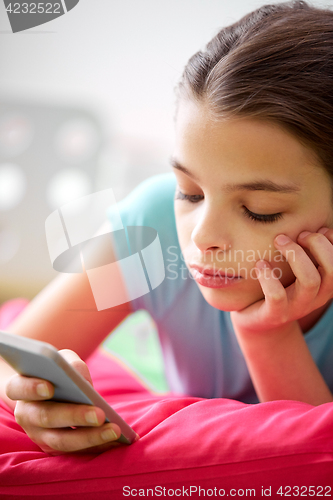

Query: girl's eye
174;190;204;203
175;191;283;223
243;206;283;223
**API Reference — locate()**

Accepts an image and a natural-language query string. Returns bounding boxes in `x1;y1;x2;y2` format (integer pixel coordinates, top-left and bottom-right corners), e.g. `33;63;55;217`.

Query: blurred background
0;0;331;302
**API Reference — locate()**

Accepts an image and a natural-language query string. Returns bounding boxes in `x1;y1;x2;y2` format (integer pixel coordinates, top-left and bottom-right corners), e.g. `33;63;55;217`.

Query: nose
190;203;232;254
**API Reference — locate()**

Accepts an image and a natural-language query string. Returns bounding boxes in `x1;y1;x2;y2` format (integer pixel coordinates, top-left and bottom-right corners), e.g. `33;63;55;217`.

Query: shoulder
108;173;183;317
129;172;177;200
114;172;177;227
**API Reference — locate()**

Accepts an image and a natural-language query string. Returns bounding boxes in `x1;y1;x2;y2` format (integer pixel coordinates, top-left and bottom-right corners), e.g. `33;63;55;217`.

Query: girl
1;0;333;455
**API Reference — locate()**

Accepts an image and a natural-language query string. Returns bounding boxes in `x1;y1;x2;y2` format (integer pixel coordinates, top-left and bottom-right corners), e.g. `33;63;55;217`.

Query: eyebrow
170;157;301;194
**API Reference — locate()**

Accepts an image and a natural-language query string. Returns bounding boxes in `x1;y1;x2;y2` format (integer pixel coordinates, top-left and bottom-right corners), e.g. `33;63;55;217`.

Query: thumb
58;349;93;386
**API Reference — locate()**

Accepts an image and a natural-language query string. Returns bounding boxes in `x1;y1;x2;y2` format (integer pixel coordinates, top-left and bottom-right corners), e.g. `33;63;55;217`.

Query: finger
58;349;93;386
255;260;288;322
297;230;333;292
15;400;107;429
6;374;54;401
317;227;333;242
35;422;122;454
274;234;321;301
316;227;333;250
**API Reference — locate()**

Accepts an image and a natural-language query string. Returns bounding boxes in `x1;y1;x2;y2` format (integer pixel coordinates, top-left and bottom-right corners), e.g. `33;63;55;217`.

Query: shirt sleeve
107;172;184;318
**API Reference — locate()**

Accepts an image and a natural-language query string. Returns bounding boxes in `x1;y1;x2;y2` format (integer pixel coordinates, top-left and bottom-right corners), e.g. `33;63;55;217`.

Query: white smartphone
0;330;137;445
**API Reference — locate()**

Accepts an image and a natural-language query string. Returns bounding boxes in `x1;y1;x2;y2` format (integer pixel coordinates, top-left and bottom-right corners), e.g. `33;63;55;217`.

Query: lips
189;264;242;289
189;264;240;279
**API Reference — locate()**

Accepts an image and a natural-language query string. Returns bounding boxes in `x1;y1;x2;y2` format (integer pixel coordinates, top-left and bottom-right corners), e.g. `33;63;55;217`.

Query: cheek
272;259;296;287
241;233;296;286
174;207;193;248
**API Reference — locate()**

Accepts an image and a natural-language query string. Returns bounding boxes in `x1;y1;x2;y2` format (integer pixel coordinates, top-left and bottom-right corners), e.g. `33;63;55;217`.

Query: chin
199;286;263;312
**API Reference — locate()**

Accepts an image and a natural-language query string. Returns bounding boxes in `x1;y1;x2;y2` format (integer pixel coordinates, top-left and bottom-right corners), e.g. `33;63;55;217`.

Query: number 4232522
276;485;331;496
5;3;61;14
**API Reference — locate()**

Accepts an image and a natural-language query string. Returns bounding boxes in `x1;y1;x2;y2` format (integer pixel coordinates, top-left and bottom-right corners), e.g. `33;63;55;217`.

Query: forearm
234;321;333;406
6;272;132;360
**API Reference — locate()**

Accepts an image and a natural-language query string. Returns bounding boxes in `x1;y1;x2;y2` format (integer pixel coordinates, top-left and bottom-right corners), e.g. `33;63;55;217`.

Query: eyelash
242;206;283;223
175;191;283;224
175;191;204;204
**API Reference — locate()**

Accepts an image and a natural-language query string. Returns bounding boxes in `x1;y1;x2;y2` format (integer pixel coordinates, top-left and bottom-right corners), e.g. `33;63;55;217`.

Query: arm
233;320;333;405
3;270;132;359
0;270;132;407
231;227;333;406
0;236;134;453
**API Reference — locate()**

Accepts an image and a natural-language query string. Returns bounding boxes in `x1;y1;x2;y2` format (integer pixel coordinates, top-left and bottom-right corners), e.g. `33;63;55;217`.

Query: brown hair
176;0;333;177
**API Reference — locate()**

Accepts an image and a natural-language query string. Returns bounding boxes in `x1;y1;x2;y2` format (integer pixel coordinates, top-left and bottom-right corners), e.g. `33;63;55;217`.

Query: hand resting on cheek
230;227;333;335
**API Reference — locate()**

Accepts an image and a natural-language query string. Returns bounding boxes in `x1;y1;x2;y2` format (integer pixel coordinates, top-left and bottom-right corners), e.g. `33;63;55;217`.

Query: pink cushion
0;348;333;499
0;300;332;498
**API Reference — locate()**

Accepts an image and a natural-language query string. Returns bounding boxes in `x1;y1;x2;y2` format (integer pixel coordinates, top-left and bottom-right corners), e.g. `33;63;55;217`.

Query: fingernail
101;427;118;442
36;383;50;398
298;231;311;239
318;227;329;235
275;234;291;245
256;260;269;270
85;410;99;425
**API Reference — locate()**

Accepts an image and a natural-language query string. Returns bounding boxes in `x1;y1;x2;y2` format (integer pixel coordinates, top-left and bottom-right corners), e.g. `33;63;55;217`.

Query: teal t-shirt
109;172;333;404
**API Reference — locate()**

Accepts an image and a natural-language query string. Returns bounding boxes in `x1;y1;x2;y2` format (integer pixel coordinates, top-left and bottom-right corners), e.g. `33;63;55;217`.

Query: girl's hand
231;227;333;334
6;349;122;455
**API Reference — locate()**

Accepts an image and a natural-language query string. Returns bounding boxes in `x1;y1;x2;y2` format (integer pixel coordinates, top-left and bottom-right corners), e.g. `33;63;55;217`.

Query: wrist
232;317;301;349
231;313;300;338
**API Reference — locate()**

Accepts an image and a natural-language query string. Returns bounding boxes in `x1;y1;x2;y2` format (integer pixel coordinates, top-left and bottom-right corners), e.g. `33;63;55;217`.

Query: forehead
174;99;323;185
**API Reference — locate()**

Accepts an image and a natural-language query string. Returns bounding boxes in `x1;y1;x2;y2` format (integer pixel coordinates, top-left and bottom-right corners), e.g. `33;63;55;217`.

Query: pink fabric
0;300;333;499
0;298;29;330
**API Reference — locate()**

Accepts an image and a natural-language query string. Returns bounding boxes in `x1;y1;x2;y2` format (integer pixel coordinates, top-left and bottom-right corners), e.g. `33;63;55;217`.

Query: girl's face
172;100;333;311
